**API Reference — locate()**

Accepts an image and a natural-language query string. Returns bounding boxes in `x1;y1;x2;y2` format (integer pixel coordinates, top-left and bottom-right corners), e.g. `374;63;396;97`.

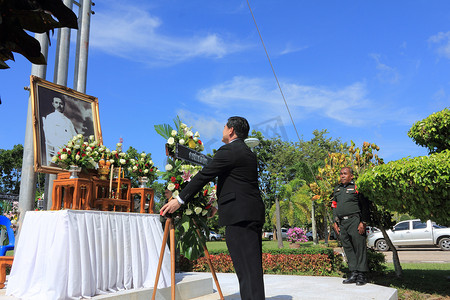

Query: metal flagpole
45;0;75;209
74;0;93;94
17;33;49;239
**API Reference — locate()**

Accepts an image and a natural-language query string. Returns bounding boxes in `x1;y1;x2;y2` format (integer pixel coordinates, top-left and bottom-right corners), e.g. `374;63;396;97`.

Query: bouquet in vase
51;134;98;170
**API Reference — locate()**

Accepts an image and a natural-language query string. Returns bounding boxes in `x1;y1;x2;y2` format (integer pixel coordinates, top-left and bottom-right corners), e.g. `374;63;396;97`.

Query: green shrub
181;247;344;276
367;248;387;274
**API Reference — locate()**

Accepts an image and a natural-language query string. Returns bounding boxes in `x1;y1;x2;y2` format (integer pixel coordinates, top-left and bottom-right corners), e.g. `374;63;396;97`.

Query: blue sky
1;0;449;171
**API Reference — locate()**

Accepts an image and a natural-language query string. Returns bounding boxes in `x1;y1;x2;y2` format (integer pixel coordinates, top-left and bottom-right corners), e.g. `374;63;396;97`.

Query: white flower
86;147;92;152
167;183;175;191
119;158;126;164
165;164;173;171
185;208;193;215
140;153;146;157
75;154;81;160
179;139;185;145
202;210;208;216
105;148;111;153
112;150;117;155
180;123;187;129
130;159;136;164
89;143;96;147
195;131;200;137
117;143;122;147
173;190;179;198
51;156;58;162
74;144;80;149
61;154;68;160
72;136;77;141
128;167;132;172
133;166;138;170
109;159;114;164
83;142;89;146
67;141;73;147
140;158;145;162
187;131;193;137
193;137;198;142
144;169;149;174
89;135;95;140
119;152;126;157
149;160;153;165
77;134;83;139
167;137;175;145
194;207;202;215
171;130;177;136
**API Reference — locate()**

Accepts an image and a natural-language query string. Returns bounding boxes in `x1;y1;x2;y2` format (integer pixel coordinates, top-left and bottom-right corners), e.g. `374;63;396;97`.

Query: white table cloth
6;210;171;299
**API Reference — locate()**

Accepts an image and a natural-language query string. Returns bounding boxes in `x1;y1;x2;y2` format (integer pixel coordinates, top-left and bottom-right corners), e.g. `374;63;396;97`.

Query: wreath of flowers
155;116;217;260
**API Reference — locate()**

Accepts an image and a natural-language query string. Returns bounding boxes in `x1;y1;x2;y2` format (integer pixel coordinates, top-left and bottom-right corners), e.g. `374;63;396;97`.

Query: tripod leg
194;227;225;300
152;218;171;300
170;219;176;300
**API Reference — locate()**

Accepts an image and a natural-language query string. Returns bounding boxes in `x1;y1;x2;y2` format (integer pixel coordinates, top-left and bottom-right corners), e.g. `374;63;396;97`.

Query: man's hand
358;222;366;235
160;198;181;216
333;222;340;235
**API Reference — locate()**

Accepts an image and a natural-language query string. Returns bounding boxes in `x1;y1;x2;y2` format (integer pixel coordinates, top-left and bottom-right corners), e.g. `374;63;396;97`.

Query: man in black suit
160;116;265;300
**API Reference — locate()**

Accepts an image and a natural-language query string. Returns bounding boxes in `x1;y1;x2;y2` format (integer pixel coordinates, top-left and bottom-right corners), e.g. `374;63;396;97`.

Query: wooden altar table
6;210;171;299
131;187;155;213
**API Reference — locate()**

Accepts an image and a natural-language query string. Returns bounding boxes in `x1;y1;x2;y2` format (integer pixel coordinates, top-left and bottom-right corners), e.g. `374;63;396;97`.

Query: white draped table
6;210;171;299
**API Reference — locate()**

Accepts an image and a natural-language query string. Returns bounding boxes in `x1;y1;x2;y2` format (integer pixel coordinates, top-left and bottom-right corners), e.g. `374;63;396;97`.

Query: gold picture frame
31;75;102;174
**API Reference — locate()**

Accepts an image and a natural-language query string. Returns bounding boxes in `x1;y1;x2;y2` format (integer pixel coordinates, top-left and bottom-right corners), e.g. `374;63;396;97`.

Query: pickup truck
263;228;288;240
367;219;450;251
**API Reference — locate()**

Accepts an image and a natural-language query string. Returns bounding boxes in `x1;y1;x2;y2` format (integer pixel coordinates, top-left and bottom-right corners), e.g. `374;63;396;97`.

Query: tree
0;144;24;194
357;108;450;277
0;0;78;69
408;107;450;154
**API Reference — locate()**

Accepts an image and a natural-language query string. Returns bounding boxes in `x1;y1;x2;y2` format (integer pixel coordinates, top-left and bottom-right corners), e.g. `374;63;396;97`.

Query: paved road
381;247;450;263
335;247;450;263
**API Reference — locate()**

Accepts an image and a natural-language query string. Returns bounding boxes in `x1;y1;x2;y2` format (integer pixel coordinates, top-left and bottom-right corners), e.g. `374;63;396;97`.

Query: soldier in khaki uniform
332;167;370;285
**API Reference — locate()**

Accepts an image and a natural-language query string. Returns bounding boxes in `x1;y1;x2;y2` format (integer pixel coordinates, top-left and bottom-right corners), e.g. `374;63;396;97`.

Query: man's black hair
227;116;250;139
341;167;354;175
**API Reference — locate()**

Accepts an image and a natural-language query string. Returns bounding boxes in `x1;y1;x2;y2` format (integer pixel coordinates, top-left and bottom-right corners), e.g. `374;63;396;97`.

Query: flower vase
289;242;301;249
69;165;82;179
138;176;149;188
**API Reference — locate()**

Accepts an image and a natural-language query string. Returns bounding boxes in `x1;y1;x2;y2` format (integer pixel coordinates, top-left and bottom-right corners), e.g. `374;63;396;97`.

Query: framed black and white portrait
30;75;102;174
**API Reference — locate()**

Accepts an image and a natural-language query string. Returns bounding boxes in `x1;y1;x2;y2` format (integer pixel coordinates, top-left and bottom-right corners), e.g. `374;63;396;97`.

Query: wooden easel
151;216;224;300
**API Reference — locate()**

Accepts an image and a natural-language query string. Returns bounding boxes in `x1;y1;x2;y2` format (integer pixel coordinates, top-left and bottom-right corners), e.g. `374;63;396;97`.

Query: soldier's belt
339;212;360;220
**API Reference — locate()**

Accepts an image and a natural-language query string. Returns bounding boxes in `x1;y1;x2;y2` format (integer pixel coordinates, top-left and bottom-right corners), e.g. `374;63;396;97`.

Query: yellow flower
188;139;196;149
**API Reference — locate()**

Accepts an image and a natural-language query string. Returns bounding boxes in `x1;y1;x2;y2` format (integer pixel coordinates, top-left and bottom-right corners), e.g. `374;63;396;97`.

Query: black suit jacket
179;139;265;226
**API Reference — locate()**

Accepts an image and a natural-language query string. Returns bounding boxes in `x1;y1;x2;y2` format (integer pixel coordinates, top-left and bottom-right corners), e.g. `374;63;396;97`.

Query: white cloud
90;2;245;66
369;53;400;84
194;76;426;133
428;31;450;59
279;43;309;56
197;76;371;126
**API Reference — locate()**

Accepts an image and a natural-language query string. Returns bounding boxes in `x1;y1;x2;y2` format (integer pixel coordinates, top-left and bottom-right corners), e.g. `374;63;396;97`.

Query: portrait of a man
31;76;101;173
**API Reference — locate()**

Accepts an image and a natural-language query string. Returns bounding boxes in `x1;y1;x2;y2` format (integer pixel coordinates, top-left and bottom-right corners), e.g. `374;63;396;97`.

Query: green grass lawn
206;240;450;300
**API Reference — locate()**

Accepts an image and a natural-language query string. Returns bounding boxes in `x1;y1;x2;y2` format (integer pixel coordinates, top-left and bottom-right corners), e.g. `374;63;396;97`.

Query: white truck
262;228;288;240
367;219;450;251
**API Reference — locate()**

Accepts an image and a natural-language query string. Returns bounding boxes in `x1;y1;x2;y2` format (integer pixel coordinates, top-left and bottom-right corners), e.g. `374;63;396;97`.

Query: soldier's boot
356;272;367;286
342;271;358;284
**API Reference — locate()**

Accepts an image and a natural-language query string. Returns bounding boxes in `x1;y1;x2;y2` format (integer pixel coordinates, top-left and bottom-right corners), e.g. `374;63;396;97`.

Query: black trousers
339;216;369;272
226;221;265;300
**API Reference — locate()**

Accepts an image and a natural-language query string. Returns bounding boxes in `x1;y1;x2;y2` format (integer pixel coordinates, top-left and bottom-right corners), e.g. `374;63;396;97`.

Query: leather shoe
342;271;358;284
356;273;367;286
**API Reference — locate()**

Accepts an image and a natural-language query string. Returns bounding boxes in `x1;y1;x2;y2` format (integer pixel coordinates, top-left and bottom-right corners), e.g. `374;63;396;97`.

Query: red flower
62;148;67;152
139;169;142;172
150;168;153;172
205;204;211;209
331;201;337;208
203;189;208;196
198;140;202;145
68;151;71;155
82;153;86;157
171;176;176;183
57;152;61;155
175;183;180;189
